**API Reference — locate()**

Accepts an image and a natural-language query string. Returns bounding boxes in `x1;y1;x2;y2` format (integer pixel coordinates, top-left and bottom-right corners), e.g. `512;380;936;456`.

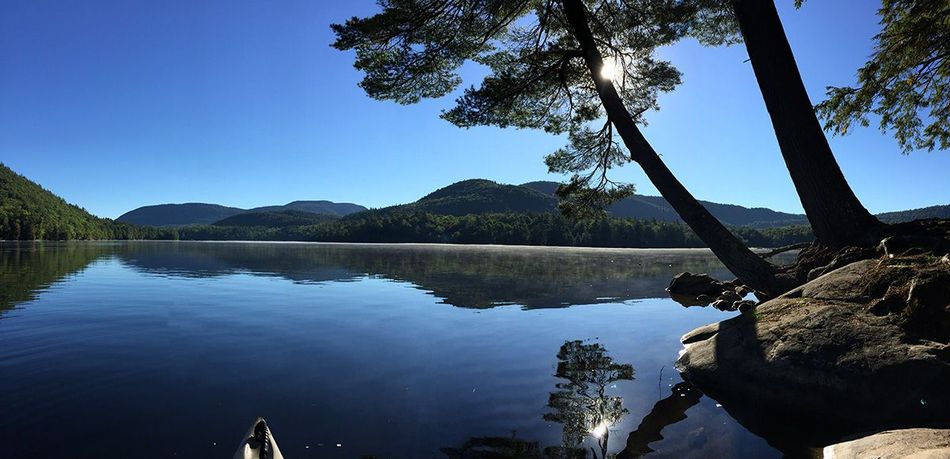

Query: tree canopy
816;0;950;153
333;0;699;213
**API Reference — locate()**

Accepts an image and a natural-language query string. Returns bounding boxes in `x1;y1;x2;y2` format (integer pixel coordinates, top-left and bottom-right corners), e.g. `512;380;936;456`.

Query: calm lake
0;242;795;458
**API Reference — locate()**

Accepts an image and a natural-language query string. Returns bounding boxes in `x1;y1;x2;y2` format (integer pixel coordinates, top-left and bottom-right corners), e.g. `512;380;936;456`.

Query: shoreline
0;239;791;253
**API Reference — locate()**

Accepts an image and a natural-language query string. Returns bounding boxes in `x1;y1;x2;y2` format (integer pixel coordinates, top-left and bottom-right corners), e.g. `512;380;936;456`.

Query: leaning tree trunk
731;0;885;247
561;0;786;297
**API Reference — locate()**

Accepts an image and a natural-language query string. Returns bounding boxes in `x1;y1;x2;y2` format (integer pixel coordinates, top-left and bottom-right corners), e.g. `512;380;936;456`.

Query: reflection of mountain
112;242;745;309
0;242;109;315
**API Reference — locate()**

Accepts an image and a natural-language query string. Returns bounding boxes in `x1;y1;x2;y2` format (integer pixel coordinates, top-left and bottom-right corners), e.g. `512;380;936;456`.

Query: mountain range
117;200;367;226
117;178;950;228
5;157;948;242
117;178;819;228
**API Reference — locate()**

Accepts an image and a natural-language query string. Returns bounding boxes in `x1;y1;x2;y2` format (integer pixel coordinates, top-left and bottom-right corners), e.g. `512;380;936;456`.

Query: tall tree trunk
731;0;885;247
561;0;785;296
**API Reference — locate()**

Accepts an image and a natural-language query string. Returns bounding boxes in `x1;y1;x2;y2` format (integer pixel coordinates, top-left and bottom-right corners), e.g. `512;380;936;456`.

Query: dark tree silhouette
618;382;701;458
332;0;791;296
727;0;886;247
683;0;885;247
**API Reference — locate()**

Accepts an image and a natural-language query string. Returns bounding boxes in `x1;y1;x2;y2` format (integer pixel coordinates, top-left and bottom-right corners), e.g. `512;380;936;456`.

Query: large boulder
676;255;950;451
823;428;950;459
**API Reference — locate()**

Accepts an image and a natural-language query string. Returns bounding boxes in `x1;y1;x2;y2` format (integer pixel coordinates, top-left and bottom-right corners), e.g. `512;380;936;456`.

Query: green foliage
682;0;742;46
212;210;338;227
815;0;950;152
405;179;557;215
333;0;692;212
170;210;814;248
0;163;166;241
0;242;111;313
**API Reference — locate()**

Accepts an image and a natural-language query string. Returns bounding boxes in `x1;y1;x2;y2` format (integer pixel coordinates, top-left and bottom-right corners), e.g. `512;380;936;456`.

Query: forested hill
117;203;244;226
877;205;950;223
388;179;557;215
0;163;146;240
118;201;367;226
248;200;365;216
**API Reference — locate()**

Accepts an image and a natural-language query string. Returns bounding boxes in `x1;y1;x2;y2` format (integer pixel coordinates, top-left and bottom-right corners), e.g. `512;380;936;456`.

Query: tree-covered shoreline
150;211;814;248
1;162;813;247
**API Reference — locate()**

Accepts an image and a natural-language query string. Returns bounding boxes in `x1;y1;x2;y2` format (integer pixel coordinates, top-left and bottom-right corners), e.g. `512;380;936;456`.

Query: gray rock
735;300;756;313
799;259;878;301
710;299;735;311
677;256;950;447
719;290;742;303
823;428;950;459
668;272;730;302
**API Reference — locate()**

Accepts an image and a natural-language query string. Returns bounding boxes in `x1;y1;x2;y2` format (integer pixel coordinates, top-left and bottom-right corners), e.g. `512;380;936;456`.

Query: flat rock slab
676;256;950;449
823;428;950;459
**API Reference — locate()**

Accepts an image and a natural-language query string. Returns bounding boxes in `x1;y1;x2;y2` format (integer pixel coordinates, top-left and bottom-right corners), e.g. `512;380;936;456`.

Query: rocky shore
674;252;949;456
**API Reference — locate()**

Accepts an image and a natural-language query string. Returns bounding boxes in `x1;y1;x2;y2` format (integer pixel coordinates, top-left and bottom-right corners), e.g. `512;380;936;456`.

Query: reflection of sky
0;243;782;458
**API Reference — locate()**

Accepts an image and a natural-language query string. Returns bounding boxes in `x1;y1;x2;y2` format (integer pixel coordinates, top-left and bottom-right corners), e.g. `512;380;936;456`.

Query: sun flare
599;56;620;82
590;420;610;439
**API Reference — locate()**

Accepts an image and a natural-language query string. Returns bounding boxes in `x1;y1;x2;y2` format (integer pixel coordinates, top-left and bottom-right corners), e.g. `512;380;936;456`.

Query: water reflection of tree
617;382;702;458
0;242;109;315
443;342;718;458
545;340;635;459
115;242;743;309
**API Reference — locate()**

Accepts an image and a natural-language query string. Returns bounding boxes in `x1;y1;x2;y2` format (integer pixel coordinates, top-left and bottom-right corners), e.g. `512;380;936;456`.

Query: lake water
0;242;792;458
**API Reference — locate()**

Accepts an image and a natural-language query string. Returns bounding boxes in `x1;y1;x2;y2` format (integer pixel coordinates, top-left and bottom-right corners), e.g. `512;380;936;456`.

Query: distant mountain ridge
247;200;366;216
117;203;245;227
118;178;948;229
117;200;367;227
877;205;950;224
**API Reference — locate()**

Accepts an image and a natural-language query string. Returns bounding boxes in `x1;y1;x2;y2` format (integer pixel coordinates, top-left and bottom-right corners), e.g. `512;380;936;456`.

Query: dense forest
212;209;339;227
0;164;166;240
164;210;814;248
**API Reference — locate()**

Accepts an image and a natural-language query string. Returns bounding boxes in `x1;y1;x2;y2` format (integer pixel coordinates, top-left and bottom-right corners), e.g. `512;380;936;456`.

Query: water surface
0;242;789;458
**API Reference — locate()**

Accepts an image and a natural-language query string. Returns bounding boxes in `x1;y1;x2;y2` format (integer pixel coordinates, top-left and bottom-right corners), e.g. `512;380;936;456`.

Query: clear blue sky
1;0;947;218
